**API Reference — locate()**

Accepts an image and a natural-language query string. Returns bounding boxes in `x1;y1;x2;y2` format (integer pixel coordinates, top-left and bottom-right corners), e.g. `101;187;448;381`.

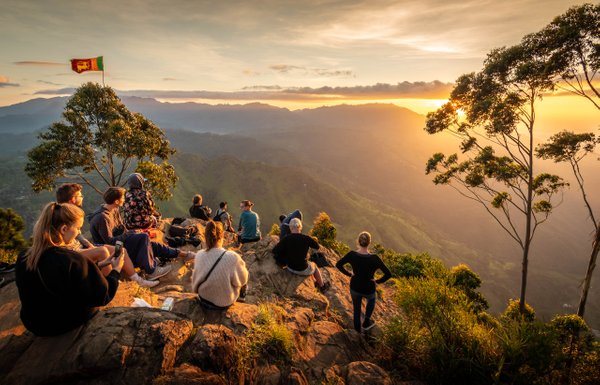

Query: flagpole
102;70;105;86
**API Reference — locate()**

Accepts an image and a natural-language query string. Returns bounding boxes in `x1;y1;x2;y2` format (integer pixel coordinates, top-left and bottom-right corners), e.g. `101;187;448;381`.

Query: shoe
146;264;172;281
0;262;15;273
362;319;375;331
319;281;331;293
133;276;160;288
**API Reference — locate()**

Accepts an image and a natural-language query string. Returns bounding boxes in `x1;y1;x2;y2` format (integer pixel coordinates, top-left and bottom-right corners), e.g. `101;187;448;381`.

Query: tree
527;3;600;109
425;40;567;314
536;131;599;317
0;208;27;263
25;82;177;200
309;212;349;256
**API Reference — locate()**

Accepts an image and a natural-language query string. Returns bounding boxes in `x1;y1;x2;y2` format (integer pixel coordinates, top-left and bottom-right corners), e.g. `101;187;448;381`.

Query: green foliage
526;3;600;110
25;82;177;199
309;212;350;255
448;264;489;312
235;303;294;377
0;208;27;263
373;243;446;279
383;277;499;385
502;299;535;323
536;131;597;163
268;223;280;236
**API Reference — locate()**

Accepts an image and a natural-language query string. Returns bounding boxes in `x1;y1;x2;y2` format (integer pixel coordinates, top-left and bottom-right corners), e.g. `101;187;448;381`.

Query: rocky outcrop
0;219;401;384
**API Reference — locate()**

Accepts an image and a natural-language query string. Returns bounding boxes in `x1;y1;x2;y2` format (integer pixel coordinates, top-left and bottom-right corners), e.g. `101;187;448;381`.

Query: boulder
345;361;392;385
1;308;193;385
153;363;227;385
183;324;238;373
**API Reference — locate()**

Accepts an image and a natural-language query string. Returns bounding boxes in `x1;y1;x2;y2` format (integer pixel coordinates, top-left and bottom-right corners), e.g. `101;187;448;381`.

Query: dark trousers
350;289;376;332
124;233;179;274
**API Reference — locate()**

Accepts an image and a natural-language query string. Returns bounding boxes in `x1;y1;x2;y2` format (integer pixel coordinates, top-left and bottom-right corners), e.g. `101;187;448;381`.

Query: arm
335;253;353;277
231;254;249;288
76;234;94;249
308;236;320;251
96;213;126;245
375;256;392;284
72;257;120;307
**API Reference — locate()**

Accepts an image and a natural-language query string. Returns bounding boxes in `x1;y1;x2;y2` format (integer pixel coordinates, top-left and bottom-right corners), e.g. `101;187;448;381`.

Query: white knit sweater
190;247;249;307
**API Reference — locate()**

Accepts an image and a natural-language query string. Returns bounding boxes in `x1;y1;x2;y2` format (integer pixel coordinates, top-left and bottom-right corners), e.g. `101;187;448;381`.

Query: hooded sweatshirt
88;205;126;245
124;173;158;229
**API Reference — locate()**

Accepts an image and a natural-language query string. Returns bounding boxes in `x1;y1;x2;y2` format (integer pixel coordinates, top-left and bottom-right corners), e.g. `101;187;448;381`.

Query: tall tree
25;82;177;200
528;3;600;109
536;131;598;317
425;41;566;314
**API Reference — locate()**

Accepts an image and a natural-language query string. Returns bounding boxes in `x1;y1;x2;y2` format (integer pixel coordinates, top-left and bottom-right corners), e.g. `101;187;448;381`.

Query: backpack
169;224;199;238
214;210;226;222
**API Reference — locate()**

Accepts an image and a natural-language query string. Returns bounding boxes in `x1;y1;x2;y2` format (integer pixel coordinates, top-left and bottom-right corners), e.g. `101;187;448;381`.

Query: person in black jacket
189;194;212;220
336;231;392;332
15;202;124;336
272;218;330;292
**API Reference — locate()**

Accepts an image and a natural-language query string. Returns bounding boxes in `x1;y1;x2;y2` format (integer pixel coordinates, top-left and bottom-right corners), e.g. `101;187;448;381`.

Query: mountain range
0;95;598;328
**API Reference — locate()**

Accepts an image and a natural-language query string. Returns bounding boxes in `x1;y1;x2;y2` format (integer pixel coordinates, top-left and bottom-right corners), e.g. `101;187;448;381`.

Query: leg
79;246;111;275
364;295;376;323
313;267;324;287
351;291;363;332
151;241;179;261
124;232;156;273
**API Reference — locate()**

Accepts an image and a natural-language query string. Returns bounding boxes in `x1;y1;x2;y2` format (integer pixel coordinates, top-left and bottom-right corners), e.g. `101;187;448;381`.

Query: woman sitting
191;220;249;310
15;202;124;336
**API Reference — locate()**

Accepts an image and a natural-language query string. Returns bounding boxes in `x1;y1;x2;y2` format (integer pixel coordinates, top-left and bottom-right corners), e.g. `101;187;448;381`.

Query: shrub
0;208;27;263
502;299;535;322
309;212;350;255
268;223;280;236
384;277;499;384
449;264;489;312
235;303;294;378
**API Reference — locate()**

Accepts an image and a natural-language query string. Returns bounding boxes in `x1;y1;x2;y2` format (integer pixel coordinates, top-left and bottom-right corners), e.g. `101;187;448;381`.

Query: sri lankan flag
70;56;104;73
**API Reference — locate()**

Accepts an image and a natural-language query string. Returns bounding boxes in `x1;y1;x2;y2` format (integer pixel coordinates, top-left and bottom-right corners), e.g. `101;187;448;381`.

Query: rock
153;363;227;385
0;282;26;338
2;308;193;385
345;361;391;385
171;297;258;334
287;369;310;385
253;365;281;385
185;324;238;373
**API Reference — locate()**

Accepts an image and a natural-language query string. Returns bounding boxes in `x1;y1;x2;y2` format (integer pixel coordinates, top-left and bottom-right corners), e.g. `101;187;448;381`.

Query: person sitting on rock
272;218;330;292
123;173;161;230
213;201;234;233
56;183;158;288
189;194;212;221
335;231;392;332
237;200;261;244
15;202;124;336
89;187;194;283
279;209;303;239
191;220;249;310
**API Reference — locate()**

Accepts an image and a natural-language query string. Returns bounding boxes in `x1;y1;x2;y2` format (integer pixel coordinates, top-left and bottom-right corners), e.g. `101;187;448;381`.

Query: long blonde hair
25;202;84;271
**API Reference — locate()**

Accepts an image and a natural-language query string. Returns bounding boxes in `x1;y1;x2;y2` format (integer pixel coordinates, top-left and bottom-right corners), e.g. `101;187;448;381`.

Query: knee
99;246;110;259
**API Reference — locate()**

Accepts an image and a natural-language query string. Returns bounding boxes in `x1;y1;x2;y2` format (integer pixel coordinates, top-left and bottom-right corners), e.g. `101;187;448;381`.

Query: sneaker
362;319;375;331
133;277;160;288
146;264;172;281
319;281;331;293
0;262;15;273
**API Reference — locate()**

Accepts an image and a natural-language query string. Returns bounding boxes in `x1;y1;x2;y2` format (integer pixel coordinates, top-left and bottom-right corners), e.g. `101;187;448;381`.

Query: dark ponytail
205;220;224;250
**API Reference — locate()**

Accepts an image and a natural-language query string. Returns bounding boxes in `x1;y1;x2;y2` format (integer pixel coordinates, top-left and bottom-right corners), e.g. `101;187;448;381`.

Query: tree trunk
520;111;535;315
577;226;600;317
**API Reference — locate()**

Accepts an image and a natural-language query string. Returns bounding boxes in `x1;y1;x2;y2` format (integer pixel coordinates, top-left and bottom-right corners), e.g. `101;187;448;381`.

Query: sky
0;0;597;120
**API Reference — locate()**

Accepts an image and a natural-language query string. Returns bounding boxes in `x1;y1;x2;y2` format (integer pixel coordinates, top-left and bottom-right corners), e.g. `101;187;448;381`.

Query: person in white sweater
191;220;249;309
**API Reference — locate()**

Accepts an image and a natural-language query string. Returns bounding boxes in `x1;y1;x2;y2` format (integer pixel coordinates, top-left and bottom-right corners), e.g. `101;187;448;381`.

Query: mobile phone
113;241;123;259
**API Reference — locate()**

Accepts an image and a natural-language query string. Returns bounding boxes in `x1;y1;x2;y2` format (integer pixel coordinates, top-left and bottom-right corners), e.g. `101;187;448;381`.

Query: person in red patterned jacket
123;173;160;230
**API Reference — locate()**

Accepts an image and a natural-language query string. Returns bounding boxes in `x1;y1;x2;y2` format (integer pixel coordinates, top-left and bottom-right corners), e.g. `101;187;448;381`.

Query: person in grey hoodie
123;173;161;230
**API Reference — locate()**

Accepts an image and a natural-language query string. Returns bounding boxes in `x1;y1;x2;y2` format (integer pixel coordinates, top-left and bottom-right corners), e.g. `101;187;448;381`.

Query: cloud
162;77;179;81
242;69;261;76
37;80;63;86
0;76;19;87
269;64;355;78
35;80;452;100
14;61;65;66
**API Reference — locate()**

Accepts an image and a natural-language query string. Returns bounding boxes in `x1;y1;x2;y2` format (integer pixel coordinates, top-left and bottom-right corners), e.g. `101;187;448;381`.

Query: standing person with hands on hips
336;231;391;332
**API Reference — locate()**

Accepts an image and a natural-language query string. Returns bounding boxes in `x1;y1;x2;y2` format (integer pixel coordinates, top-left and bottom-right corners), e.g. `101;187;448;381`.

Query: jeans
350;289;376;332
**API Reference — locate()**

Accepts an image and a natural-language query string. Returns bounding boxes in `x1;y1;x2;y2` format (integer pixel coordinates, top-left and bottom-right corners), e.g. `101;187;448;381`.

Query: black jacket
15;247;120;336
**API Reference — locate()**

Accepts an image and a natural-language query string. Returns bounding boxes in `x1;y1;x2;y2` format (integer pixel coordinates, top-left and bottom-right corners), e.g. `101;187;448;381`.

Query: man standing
238;200;261;244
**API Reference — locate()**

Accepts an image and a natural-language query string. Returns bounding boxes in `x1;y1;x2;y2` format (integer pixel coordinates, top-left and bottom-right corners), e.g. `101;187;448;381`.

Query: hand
110;251;125;273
